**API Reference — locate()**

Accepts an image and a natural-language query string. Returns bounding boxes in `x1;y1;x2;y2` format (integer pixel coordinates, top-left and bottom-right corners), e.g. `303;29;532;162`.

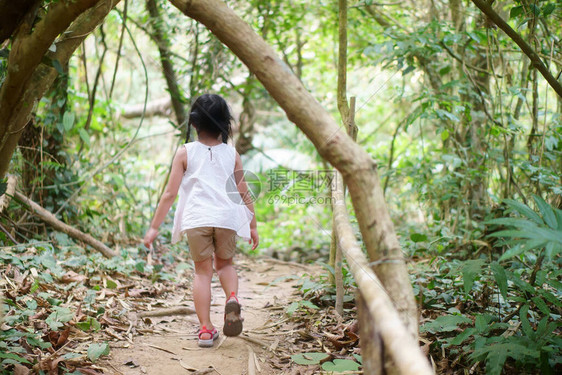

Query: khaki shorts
184;227;237;262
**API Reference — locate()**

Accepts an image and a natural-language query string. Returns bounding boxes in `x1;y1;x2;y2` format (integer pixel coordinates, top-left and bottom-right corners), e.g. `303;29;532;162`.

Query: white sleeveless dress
171;141;254;244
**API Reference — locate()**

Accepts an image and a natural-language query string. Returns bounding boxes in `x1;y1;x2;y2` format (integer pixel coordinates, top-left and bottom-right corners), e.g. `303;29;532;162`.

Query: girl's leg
216;255;243;336
214;256;238;298
213;228;238;298
193;257;214;339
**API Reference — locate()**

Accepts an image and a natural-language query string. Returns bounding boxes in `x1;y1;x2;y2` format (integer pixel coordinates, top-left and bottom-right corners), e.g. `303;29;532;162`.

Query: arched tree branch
168;0;420;339
0;0;120;178
470;0;562;98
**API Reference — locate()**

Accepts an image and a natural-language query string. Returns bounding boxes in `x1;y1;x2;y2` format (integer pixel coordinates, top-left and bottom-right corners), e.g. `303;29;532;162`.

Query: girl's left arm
143;147;187;249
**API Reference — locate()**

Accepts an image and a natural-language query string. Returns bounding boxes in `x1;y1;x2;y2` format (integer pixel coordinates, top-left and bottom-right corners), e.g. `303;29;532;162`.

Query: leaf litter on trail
243;264;362;374
0;243;196;374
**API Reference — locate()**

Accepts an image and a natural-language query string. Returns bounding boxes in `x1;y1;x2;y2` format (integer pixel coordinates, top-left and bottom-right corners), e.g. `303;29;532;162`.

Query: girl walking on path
143;94;259;347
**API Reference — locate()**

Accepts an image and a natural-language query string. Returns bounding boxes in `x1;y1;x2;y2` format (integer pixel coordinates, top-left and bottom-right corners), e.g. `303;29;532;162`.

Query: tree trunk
235;89;257;155
331;171;433;374
0;0;121;178
330;0;350;316
0;0;42;44
146;0;188;129
169;0;419;336
357;292;384;374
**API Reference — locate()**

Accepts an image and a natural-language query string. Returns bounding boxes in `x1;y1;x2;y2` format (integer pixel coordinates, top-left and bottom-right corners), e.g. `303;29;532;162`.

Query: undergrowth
0;237;191;374
415;196;562;374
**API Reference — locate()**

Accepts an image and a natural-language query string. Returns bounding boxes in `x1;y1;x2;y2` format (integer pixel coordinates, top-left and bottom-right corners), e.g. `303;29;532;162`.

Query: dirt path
103;256;315;375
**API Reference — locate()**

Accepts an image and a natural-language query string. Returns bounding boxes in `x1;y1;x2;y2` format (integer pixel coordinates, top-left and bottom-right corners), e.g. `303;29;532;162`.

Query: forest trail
103;256;317;375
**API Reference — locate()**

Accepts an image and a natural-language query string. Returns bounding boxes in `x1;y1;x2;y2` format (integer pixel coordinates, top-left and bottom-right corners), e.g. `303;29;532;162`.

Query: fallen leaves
0;244;195;373
244;278;362;374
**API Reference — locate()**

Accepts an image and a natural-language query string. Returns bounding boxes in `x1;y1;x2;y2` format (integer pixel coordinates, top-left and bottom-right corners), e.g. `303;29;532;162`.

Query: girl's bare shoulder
174;145;188;170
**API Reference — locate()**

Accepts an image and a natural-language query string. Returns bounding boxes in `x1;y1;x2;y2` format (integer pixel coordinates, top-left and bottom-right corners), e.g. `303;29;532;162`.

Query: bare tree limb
332;173;433;374
470;0;562;98
146;0;188;129
337;0;350;124
84;28;108;131
14;190;117;258
137;306;195;318
0;222;18;244
121;97;172;119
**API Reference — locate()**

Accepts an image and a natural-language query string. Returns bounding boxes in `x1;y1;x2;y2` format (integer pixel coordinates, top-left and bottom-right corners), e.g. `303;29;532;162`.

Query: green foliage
87;342;110;362
0;240;182;372
416;197;561;373
421;314;472;334
486;196;562;261
286;300;318;316
291;353;362;373
45;306;74;330
291;352;330;365
76;317;102;332
2;1;561;374
247;166;333;258
321;359;361;372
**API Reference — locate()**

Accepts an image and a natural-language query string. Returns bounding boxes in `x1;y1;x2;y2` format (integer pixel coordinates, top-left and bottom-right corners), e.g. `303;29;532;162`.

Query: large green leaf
470;341;540;363
486;350;508;375
79;128;90;147
498;239;548;261
519;304;534;340
420;314;472;333
533;195;557;229
87;342;110;362
0;352;31;364
490;228;561;244
555;209;562;230
503;199;543;225
461;259;486;293
62;112;75;132
531;296;550;316
506;271;535;293
45;306;74;331
490;262;507;300
485;217;539;229
446;327;475;346
321;359;361;372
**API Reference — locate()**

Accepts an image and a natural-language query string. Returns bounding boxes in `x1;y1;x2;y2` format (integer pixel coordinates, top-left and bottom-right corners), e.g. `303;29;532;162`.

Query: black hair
186;94;233;143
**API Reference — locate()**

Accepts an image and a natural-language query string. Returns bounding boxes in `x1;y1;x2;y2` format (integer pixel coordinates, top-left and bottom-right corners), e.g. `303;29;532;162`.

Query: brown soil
102;256;317;375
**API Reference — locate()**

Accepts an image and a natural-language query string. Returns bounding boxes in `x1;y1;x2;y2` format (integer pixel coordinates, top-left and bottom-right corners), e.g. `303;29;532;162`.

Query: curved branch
14;190;117;258
0;0;106;177
331;173;433;374
470;0;562;98
169;0;419;337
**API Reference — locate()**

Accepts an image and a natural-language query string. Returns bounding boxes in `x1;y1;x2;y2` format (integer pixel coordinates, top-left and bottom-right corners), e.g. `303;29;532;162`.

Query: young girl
143;94;259;347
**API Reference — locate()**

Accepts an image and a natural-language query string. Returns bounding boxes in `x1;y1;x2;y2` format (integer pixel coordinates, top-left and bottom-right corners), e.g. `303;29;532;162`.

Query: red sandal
198;326;219;347
223;292;243;337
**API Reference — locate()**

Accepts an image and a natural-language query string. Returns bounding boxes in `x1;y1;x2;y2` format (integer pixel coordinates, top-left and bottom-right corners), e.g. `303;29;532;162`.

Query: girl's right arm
143;147;187;249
